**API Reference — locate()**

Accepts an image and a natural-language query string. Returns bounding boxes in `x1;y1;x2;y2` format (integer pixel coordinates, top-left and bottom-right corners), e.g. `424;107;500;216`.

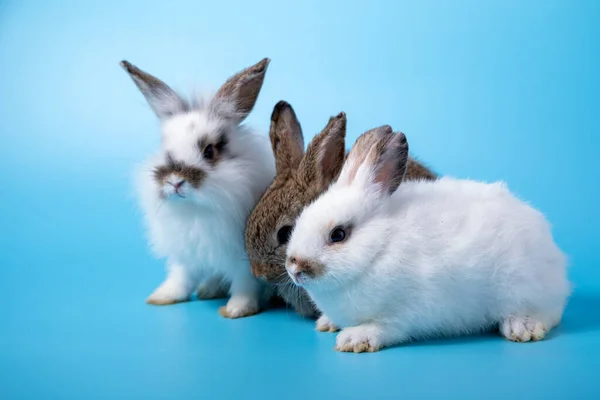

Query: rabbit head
245;102;347;283
121;58;272;210
285;127;409;289
244;102;346;316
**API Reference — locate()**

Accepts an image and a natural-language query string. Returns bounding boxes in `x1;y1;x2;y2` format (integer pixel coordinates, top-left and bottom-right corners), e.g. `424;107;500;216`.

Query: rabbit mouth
289;272;306;286
285;256;325;287
286;267;315;287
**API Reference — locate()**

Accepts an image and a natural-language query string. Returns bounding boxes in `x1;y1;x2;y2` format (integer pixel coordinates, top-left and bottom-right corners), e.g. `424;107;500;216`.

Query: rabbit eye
277;225;293;245
329;227;346;243
203;144;215;160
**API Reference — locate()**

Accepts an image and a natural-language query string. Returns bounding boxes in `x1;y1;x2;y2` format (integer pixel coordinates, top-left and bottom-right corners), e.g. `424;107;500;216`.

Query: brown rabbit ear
120;60;188;120
337;125;393;187
299;112;346;190
269;101;304;174
210;58;270;123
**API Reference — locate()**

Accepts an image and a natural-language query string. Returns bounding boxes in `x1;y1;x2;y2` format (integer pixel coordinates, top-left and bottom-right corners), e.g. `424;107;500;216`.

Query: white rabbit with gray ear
121;58;276;318
286;127;570;352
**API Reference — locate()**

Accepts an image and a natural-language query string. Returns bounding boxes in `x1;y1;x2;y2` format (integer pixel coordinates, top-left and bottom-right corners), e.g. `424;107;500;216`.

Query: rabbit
245;101;436;321
121;58;276;318
285;126;570;352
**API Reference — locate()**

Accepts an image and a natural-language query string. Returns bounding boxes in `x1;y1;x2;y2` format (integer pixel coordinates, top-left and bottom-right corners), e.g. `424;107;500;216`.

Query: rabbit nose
287;256;325;280
173;180;186;190
287;257;308;281
290;270;304;280
289;257;309;272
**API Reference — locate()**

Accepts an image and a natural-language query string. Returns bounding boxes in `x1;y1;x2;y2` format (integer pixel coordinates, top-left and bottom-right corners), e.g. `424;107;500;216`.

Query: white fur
136;102;275;314
287;174;570;350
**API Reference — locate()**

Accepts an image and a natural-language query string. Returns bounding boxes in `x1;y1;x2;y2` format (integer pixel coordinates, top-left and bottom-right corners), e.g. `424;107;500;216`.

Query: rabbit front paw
218;295;260;319
335;324;384;353
500;316;548;342
316;314;340;333
147;264;196;305
146;283;190;305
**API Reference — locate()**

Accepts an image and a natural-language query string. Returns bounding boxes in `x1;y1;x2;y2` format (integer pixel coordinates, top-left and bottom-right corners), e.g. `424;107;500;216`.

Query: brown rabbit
245;101;436;319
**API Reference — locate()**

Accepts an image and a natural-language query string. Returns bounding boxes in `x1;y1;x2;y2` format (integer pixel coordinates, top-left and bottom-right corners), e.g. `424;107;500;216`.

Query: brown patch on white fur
153;155;206;188
288;256;326;278
198;132;229;165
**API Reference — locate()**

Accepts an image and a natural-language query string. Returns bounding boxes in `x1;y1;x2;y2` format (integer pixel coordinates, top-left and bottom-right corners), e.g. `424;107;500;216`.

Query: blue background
1;0;599;398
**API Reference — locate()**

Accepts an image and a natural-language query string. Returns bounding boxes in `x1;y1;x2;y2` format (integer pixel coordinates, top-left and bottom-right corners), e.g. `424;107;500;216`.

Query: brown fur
153;153;206;188
405;158;436;181
245;102;437;318
287;256;326;279
198;132;229;166
269;101;304;172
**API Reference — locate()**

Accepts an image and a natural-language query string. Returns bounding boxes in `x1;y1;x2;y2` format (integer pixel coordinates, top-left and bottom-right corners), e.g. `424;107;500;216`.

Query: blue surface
1;0;599;398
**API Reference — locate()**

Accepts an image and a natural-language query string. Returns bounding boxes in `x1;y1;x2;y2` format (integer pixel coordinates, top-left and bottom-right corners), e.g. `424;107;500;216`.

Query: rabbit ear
367;132;409;195
337;125;393;187
120;60;188;120
210;58;270;123
269;101;304;174
298;112;346;190
339;128;408;196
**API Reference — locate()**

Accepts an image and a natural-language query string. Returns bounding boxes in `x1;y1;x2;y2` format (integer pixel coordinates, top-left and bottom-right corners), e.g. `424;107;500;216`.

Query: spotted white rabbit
286;126;569;352
122;58;275;318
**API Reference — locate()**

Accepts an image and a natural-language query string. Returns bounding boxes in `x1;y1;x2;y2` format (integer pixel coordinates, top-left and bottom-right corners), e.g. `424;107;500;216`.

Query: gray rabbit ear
368;132;409;195
120;60;188;120
210;58;270;123
269;101;304;174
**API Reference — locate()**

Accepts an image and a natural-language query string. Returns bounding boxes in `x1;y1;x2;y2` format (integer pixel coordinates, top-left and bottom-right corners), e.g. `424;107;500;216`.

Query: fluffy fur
123;58;276;318
286;128;570;352
245;102;436;319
